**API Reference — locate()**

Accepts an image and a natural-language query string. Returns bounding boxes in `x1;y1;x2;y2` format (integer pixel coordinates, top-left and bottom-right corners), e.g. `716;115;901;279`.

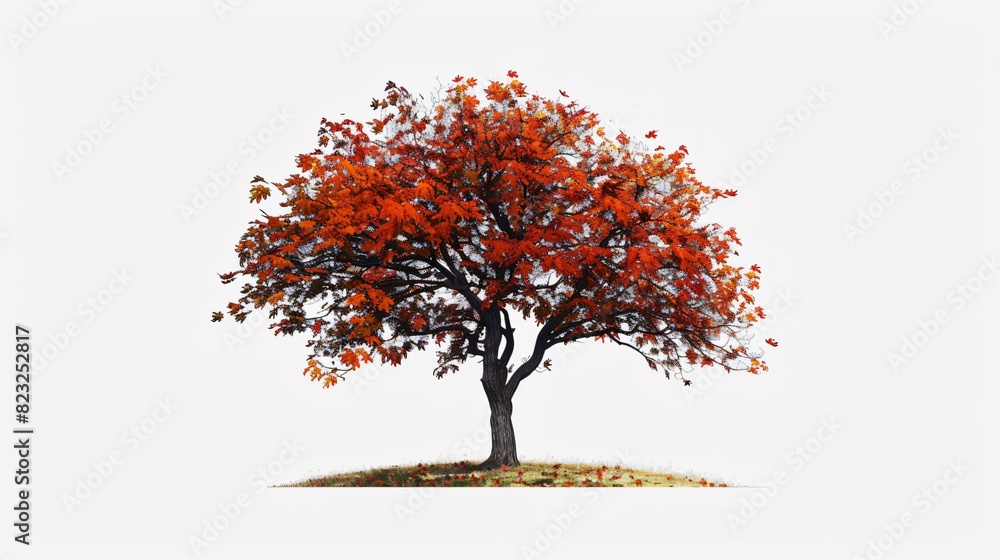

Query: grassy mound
286;461;729;487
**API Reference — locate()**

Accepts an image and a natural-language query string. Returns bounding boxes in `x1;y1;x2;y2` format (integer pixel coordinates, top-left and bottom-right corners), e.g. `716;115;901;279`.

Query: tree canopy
215;70;770;396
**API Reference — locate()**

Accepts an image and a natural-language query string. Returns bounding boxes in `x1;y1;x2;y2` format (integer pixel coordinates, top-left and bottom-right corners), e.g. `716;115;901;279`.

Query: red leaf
645;130;657;139
765;338;778;347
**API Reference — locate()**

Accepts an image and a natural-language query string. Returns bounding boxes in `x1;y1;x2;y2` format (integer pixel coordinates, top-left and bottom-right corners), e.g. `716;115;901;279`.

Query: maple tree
215;71;771;469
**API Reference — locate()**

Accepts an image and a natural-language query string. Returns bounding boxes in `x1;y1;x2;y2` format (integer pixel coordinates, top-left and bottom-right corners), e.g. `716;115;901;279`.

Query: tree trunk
475;306;520;470
478;383;518;469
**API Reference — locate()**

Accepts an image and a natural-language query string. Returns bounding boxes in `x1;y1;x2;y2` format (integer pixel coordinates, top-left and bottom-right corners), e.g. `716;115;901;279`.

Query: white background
2;0;998;558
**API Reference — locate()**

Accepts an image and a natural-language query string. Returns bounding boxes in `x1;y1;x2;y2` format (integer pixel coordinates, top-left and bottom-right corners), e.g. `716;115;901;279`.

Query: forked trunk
475;306;521;470
479;384;518;469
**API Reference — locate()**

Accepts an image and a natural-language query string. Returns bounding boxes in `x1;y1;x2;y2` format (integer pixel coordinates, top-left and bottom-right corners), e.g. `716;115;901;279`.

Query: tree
215;71;771;469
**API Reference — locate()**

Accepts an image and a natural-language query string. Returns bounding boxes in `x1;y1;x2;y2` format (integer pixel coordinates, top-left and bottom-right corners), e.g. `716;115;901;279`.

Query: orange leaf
340;349;361;369
249;184;271;203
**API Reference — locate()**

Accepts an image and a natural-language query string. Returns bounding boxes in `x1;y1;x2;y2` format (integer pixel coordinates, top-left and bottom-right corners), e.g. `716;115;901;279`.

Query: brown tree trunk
478;383;518;469
476;306;520;470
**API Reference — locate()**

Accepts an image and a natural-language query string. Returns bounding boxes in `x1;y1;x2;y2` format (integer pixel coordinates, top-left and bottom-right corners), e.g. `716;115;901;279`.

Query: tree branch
503;308;570;400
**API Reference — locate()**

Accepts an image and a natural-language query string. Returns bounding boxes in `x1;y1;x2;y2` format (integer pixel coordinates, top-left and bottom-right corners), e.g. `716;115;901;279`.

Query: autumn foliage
215;70;770;465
